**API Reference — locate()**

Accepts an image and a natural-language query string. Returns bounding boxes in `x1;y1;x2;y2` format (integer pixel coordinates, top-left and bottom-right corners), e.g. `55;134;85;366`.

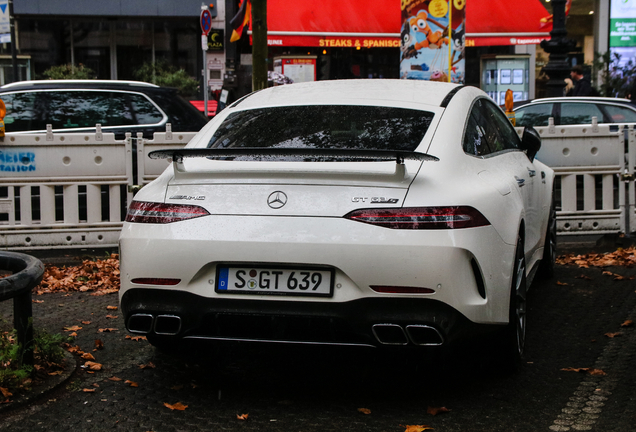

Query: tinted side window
1;92;47;131
515;103;553;127
43;91;137;129
463;99;520;157
481;100;520;151
602;104;636;123
129;94;164;124
560;102;604;125
463;108;490;156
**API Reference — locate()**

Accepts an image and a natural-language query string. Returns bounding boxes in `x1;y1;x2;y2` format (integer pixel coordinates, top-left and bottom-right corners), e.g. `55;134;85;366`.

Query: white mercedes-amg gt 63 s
119;79;556;365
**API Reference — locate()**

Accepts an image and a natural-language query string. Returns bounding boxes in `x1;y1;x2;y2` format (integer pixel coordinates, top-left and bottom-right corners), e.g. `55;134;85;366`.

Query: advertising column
400;0;465;83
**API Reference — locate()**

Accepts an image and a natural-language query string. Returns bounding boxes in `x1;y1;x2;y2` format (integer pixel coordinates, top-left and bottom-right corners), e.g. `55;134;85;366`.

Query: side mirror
520;126;541;162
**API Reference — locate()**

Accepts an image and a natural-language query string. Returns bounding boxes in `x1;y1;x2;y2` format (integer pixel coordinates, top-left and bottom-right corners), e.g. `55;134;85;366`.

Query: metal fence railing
1;122;636;249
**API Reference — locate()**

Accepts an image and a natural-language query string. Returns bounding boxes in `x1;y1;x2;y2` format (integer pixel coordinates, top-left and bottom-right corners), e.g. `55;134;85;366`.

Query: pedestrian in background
564;78;574;96
570;65;593;96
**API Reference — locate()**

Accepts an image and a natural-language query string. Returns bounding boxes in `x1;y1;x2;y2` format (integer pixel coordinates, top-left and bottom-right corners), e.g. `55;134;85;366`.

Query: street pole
8;0;18;82
540;0;576;97
251;0;267;91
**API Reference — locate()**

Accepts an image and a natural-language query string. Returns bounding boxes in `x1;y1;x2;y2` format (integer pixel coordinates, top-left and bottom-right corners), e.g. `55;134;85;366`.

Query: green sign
611;18;636;47
207;29;224;51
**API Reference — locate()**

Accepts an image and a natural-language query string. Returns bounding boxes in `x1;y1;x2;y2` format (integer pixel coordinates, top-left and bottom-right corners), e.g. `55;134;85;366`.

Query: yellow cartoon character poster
400;0;465;83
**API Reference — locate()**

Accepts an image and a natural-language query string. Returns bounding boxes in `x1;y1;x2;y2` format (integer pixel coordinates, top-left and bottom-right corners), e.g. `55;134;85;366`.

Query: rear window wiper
148;148;439;164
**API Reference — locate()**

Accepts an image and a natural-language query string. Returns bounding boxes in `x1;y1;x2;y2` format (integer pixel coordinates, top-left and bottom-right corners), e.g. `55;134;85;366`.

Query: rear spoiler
148;148;438;164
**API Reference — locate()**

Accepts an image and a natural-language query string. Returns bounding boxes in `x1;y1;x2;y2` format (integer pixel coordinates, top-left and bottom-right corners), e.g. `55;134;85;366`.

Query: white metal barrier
2;121;636;250
529;120;636;236
0;128;193;250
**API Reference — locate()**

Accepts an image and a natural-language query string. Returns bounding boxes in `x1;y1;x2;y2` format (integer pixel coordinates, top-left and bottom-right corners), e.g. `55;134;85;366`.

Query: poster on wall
400;0;465;83
610;0;636;68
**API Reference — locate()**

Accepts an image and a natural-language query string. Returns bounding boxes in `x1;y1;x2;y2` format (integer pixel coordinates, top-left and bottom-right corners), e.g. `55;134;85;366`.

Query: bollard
0;252;44;366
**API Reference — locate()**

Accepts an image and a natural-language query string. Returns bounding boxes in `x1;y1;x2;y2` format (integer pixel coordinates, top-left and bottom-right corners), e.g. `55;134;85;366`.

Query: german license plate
216;266;333;297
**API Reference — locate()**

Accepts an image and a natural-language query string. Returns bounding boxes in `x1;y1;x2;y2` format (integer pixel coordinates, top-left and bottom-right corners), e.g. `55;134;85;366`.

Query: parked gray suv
0;80;209;139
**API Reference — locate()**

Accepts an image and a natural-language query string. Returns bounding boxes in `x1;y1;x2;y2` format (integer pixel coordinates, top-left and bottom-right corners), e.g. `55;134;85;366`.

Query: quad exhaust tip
373;323;444;346
128;313;182;336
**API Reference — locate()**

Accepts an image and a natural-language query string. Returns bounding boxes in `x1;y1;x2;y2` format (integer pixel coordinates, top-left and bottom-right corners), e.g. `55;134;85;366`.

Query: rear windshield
207;105;434;151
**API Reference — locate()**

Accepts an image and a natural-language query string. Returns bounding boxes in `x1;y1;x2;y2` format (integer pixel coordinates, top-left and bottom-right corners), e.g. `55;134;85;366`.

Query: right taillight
344;206;490;229
125;201;210;224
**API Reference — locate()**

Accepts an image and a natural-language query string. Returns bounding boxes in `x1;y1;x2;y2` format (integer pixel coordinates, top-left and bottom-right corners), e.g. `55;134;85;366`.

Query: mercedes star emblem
267;191;288;209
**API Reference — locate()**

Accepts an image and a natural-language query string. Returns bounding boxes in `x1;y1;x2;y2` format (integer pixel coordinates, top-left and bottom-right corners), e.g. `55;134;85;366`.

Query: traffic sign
200;9;212;36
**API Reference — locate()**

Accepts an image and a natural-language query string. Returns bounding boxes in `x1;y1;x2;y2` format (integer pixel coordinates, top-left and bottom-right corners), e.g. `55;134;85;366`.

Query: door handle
527;169;536;177
515;176;525;187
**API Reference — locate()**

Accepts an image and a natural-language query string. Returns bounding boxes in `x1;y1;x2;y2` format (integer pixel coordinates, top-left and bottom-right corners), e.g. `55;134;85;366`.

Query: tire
538;197;557;279
497;235;527;368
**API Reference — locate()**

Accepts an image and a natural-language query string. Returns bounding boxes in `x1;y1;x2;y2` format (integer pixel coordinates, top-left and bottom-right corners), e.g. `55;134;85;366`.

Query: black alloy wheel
495;235;527;368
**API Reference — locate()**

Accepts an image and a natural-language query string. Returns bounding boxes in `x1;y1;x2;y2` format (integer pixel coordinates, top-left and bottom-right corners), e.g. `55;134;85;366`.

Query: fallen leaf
589;369;607;376
605;332;623;338
125;335;147;341
358;408;371;415
106;315;118;319
427;406;451;416
106;306;118;310
95;339;104;349
556;281;569;286
82;388;96;392
63;325;82;332
108;376;122;382
139;362;156;370
64;344;83;354
575;275;593;281
69;332;77;337
0;388;12;398
48;370;63;376
401;425;434;432
81;321;92;325
83;361;102;371
164;402;188;411
621;320;634;328
561;367;590;373
98;328;118;333
171;385;184;391
81;353;95;360
236;413;249;420
125;380;139;387
32;299;44;304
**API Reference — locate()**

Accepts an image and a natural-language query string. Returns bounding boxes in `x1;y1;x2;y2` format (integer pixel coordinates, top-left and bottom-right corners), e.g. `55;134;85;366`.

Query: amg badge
170;195;205;200
352;197;400;204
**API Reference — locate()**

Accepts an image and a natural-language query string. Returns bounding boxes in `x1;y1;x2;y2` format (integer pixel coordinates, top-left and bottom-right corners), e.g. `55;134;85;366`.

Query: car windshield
207;105;434;152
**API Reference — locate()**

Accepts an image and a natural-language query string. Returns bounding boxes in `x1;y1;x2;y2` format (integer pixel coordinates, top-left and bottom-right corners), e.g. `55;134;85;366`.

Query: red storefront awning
260;0;551;48
263;0;401;48
465;0;552;46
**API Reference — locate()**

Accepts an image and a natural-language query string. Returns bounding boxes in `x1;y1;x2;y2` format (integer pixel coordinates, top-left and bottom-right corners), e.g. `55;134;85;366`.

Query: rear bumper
121;288;501;348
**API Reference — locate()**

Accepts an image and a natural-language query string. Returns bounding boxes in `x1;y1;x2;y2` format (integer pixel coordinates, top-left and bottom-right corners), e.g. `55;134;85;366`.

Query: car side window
43;91;136;129
480;100;520;151
463;111;490;156
560;102;605;125
515;103;553;127
1;92;45;132
129;94;164;124
602;104;636;123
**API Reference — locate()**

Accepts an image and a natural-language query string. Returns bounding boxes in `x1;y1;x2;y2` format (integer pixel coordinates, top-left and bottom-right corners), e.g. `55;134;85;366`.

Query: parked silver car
514;97;636;128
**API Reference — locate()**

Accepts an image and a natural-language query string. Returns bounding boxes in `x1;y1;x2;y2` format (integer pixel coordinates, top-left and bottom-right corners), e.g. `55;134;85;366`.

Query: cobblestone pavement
0;245;635;431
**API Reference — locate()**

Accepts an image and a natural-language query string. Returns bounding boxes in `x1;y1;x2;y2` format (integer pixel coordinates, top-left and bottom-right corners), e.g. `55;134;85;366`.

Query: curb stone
0;350;77;414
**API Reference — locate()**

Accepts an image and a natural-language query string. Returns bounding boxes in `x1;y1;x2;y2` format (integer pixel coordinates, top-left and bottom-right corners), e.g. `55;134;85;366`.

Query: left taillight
125;201;210;224
344;206;490;229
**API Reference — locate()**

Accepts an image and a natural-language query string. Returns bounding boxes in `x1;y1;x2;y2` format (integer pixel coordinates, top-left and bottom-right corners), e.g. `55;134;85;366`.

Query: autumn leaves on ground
3;247;636;431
